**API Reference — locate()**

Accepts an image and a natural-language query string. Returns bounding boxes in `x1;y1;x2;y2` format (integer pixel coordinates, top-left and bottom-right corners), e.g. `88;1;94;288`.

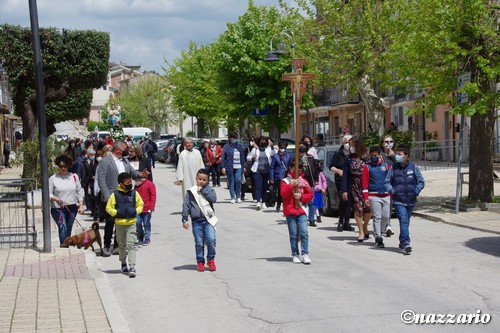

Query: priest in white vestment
176;138;204;196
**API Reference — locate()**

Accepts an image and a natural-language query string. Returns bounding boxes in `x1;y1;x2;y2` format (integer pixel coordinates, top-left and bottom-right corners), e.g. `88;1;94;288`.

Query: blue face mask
370;156;379;164
395;154;404;163
231;139;237;144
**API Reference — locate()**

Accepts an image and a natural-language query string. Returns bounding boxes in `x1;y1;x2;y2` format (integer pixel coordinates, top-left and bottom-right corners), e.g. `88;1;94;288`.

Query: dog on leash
61;221;103;254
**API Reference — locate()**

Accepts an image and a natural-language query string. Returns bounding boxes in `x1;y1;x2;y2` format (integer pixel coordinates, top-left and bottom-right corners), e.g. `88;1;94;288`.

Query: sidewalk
0;166;118;333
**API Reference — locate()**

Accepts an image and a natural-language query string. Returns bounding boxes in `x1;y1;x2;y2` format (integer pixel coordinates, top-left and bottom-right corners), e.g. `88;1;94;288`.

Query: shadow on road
101;269;123;275
252;257;291;262
464;237;500;258
173;264;198;271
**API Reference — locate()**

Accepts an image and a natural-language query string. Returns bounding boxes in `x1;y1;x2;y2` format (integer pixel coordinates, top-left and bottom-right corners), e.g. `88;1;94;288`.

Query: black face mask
260;142;267;148
121;149;129;158
124;184;133;191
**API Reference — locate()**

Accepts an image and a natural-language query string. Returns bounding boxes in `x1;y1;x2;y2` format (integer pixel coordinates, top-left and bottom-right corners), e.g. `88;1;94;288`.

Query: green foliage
12;138;60;189
0;24;110;137
87;120;111;132
362;130;414;149
117;74;174;128
425;141;439;152
186;130;195;137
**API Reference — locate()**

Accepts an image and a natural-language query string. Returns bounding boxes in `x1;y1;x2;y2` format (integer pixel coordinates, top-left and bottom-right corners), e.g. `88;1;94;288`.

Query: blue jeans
136;212;152;242
51;205;78;244
226;168;242;200
394;204;414;248
308;200;315;221
192;220;216;263
253;172;269;203
286;214;309;256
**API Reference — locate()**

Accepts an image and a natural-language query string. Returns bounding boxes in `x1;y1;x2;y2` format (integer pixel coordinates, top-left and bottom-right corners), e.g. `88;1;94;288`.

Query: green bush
425;141;439;152
361;130;414;149
12;138;60;189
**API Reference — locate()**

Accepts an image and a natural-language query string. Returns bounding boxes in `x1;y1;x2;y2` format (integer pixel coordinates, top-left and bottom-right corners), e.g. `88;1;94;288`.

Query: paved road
94;163;500;333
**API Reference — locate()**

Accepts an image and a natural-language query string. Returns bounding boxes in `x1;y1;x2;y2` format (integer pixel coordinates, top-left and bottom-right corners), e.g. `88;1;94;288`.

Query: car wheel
322;189;335;217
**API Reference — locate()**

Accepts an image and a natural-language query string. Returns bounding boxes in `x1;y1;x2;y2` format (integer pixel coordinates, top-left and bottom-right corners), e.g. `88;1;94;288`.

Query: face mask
249;141;254;146
89;156;95;161
299;146;307;153
97;157;102;162
70;143;75;147
384;142;394;149
124;184;133;191
279;148;286;153
231;139;237;144
395;154;405;163
370;156;379;163
135;181;142;186
121;149;129;157
260;142;267;148
210;144;215;148
304;142;311;148
343;143;350;151
350;146;356;154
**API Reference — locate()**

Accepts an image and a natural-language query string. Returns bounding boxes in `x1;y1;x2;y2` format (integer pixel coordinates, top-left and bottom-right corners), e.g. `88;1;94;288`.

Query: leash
59;203;86;231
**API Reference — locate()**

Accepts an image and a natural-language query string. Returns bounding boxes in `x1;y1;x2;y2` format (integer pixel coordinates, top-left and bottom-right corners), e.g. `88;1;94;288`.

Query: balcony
313;89;360;108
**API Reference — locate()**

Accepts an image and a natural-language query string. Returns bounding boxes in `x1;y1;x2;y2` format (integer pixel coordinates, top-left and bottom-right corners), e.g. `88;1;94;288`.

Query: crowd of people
48;128;425;277
49;135;156;278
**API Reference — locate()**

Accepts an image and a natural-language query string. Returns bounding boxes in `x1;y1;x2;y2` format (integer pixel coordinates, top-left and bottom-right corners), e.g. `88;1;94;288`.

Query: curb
413;211;500;236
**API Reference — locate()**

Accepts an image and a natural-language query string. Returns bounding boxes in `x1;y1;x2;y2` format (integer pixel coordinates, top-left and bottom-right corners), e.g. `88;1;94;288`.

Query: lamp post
97;108;101;130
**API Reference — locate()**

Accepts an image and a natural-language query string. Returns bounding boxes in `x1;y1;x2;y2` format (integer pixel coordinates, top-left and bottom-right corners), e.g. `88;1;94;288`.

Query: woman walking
221;132;245;204
49;153;85;245
247;136;274;210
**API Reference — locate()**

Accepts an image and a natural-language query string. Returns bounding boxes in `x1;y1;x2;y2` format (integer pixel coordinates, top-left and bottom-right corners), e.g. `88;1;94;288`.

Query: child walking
281;160;313;264
134;175;157;245
182;168;218;272
313;167;327;223
106;172;144;277
362;146;391;248
384;144;425;255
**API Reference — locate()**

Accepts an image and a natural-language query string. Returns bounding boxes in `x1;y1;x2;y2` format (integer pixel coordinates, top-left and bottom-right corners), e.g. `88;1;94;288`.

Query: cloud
1;0;281;72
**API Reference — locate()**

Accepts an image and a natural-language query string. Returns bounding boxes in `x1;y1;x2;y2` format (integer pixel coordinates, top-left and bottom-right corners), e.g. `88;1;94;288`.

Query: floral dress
349;156;371;215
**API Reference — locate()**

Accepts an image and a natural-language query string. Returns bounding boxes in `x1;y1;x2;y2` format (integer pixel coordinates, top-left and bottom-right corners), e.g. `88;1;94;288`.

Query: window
432;108;437;122
315;116;330;137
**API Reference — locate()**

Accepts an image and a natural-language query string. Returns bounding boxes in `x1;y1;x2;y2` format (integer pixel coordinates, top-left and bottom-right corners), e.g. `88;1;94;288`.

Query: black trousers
103;207;118;248
335;182;351;220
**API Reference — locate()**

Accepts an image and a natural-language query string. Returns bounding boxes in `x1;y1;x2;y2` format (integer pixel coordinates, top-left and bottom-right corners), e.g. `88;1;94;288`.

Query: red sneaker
207;259;216;271
197;262;205;272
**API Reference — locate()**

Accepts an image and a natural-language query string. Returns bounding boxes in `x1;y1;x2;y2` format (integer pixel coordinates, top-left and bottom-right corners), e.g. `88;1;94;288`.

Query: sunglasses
58;164;68;169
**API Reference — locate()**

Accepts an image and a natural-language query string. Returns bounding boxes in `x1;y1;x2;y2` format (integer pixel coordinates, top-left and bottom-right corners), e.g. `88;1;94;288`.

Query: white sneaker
292;255;301;264
230;199;235;204
301;254;311;265
262;203;268;209
236;198;242;204
256;203;261;210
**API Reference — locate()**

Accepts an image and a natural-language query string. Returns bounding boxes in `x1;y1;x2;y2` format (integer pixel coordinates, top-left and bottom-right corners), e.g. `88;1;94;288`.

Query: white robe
176;149;204;196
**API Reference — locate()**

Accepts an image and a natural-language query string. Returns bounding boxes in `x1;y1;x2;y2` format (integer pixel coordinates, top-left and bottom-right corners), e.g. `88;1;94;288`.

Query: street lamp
97;108;101;130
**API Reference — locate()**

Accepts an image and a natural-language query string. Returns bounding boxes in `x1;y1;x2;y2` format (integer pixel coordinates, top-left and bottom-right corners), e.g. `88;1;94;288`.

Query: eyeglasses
384;140;394;143
58;164;68;169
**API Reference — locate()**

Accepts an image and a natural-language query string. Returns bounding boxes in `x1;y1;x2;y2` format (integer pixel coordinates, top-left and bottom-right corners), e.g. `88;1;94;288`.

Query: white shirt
113;155;126;174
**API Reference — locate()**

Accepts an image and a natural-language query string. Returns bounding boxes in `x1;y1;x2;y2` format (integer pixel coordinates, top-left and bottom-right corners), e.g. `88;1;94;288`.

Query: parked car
315;145;341;217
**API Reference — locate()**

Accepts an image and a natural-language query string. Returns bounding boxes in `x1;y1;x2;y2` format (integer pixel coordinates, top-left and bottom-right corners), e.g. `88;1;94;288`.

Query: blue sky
2;0;283;72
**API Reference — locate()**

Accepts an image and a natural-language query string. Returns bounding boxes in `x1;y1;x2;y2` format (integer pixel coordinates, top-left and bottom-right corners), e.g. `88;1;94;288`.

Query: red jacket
280;173;313;216
135;179;156;212
206;145;222;165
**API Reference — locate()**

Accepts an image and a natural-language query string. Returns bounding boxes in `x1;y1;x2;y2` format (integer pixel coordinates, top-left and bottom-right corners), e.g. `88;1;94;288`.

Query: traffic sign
457;72;471;105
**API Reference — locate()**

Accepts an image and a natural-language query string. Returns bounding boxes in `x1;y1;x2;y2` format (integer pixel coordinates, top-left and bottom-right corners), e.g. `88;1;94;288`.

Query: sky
2;0;283;73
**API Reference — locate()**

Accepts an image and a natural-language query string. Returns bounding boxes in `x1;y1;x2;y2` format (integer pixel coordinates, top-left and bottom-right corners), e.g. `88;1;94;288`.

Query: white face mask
384;142;394;149
135;181;143;186
343;143;350;151
350;146;356;154
97;157;102;162
279;148;286;153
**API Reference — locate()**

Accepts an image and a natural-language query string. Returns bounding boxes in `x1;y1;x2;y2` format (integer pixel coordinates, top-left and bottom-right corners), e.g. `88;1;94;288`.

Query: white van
123;127;153;141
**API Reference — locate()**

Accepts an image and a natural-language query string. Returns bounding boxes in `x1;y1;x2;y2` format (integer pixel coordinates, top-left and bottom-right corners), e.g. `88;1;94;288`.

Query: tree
116;73;175;132
214;1;311;137
298;0;398;137
166;42;231;137
387;0;500;202
0;24;110;139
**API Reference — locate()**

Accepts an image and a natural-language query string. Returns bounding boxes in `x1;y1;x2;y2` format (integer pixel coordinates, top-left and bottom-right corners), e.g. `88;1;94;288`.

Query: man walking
3;138;11;168
176;138;204;197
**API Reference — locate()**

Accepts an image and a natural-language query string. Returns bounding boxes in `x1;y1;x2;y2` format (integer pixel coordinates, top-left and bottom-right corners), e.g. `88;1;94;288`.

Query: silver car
315;145;341;217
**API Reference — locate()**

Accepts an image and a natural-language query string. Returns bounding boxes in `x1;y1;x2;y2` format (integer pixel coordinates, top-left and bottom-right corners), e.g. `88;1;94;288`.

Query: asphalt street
93;163;500;333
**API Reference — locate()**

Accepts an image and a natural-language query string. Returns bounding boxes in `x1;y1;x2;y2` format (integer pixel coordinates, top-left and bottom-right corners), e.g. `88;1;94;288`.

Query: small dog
61;221;103;254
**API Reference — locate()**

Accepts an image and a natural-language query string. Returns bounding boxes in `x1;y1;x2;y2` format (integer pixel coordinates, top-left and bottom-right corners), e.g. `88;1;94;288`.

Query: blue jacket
385;161;425;206
270;152;292;181
221;142;244;173
367;161;390;194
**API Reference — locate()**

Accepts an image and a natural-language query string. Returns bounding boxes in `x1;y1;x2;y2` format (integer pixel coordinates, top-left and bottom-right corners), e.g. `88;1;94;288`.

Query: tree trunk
468;107;495;202
197;117;206;138
268;105;280;139
358;76;385;137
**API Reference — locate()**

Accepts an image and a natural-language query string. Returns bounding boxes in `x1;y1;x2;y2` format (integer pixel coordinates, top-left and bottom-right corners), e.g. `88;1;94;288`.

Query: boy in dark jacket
384;144;425;255
182;169;218;272
134;175;157;245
